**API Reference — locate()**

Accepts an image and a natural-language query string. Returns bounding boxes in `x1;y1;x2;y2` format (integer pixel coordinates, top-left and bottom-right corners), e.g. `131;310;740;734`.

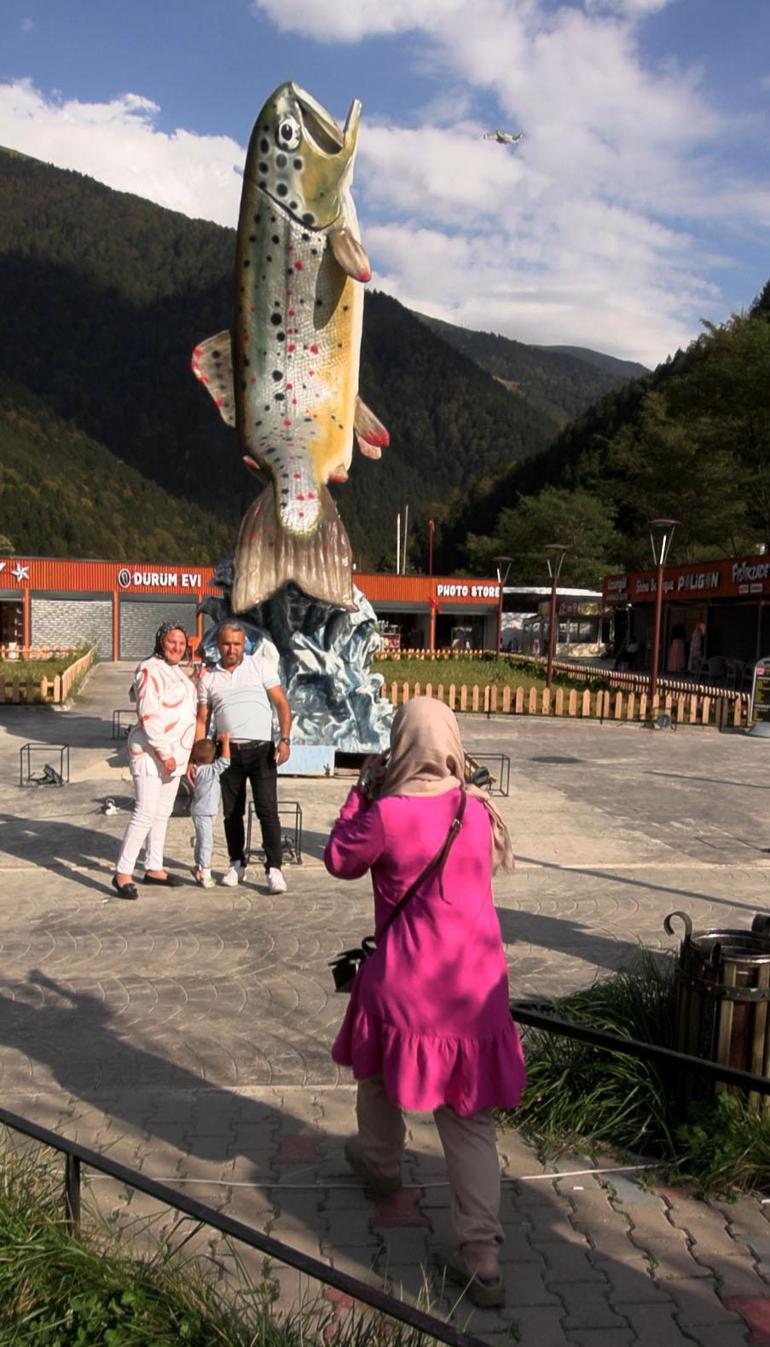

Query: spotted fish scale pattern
192;82;385;611
236;201;357;534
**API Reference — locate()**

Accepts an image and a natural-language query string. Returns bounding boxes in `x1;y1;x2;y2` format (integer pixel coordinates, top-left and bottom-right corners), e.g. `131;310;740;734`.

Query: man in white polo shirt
195;622;292;893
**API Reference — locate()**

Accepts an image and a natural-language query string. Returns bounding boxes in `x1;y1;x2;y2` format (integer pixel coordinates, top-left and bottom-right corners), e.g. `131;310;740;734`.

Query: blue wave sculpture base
199;560;393;753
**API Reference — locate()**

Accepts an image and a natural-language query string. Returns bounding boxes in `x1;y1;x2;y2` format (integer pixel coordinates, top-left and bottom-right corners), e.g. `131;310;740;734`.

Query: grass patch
508;952;770;1195
0;645;92;682
0;645;94;703
0;1143;436;1346
375;652;608;694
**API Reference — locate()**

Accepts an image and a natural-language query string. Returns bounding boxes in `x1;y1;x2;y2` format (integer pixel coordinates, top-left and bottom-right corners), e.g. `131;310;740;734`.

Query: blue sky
2;0;769;366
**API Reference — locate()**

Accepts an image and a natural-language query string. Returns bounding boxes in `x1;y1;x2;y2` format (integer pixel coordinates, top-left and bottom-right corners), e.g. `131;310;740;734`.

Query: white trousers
356;1075;504;1256
115;771;180;875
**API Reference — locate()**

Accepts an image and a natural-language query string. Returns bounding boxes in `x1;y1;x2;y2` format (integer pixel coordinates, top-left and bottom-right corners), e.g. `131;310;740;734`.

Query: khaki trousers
356;1075;504;1256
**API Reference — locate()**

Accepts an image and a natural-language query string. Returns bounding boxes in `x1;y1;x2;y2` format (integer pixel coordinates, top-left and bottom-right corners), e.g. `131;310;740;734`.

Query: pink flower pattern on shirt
127;657;197;778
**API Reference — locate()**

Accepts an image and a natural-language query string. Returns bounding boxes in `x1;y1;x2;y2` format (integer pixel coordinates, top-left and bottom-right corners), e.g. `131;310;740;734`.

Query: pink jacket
127;656;197;779
325;786;526;1116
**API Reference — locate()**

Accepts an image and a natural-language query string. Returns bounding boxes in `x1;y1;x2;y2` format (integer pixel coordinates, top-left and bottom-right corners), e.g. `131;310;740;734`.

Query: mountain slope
541;346;648;381
433;290;770;575
0;374;232;562
0;149;557;567
417;313;646;426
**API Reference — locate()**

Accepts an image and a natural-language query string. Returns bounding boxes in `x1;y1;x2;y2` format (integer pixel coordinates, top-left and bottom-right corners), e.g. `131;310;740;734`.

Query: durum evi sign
117;568;203;590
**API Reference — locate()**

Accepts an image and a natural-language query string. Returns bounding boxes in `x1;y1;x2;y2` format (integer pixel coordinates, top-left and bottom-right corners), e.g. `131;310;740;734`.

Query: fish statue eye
277;116;301;150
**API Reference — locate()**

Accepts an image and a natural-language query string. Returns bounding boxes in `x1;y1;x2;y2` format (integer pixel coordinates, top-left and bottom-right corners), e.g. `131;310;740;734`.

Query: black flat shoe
111;875;138;900
143;873;183;887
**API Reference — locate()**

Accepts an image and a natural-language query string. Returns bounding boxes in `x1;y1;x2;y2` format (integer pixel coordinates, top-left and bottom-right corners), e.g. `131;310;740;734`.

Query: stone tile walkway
1;663;770;1344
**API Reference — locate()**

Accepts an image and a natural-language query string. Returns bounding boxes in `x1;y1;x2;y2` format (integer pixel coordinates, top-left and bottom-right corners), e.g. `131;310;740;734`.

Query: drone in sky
482;129;524;145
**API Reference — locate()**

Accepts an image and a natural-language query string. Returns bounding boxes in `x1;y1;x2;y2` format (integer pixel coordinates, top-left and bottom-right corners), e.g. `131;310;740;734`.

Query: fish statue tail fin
232;486;355;613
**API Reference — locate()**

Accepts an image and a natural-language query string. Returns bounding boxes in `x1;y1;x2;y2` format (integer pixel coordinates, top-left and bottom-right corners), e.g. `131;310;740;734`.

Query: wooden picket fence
0;646;97;705
377;648;747;704
382;679;751;728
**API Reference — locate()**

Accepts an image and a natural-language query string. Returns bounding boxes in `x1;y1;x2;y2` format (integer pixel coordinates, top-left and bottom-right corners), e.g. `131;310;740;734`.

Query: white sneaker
266;867;288;894
221;861;246;887
195;869;215;889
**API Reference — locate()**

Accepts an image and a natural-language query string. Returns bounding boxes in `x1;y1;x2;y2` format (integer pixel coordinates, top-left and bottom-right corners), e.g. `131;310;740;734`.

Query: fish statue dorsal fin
191;332;236;427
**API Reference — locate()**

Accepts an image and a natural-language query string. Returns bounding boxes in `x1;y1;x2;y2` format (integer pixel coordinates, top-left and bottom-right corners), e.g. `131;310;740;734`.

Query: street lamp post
649;518;680;703
494;556;513;658
545;544;568;689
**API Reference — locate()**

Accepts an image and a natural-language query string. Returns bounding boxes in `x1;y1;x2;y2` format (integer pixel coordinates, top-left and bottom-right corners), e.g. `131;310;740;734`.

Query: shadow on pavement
516;853;766;917
0;812;118;896
497;906;662;974
0;967;722;1335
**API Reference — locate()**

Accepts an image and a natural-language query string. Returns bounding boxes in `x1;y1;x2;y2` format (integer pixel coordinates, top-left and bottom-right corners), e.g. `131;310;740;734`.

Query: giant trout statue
192;82;387;614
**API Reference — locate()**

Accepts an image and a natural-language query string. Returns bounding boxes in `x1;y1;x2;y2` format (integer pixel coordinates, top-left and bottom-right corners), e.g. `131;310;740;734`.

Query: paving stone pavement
2;662;770;1344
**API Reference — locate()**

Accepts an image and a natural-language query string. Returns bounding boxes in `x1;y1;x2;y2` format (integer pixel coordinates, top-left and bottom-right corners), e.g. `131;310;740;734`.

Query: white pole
396;513;401;574
402;503;409;575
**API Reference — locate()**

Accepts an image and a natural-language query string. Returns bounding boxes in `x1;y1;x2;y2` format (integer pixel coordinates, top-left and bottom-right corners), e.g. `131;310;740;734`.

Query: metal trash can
664;909;770;1111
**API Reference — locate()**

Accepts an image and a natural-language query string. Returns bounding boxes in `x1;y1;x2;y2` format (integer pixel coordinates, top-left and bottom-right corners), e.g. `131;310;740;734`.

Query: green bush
507;953;770;1195
513;953;677;1158
0;1146;434;1346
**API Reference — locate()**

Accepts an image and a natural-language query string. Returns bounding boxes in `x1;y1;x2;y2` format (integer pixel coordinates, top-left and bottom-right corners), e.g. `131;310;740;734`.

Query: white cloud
0;79;243;226
1;0;767;367
584;0;672;16
246;0;758;364
365;204;708;365
19;17;36;33
252;0;468;41
360;122;527;225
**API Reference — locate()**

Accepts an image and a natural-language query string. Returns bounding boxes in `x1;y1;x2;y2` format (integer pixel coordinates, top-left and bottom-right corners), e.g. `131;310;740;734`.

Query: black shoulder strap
375;790;467;943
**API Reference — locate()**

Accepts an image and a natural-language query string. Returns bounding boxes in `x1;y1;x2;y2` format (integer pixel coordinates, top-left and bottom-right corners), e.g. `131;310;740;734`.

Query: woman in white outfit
113;623;197;899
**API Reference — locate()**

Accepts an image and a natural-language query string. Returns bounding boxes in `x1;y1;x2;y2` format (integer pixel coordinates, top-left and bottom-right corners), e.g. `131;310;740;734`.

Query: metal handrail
510;1003;770;1095
0;1103;486;1347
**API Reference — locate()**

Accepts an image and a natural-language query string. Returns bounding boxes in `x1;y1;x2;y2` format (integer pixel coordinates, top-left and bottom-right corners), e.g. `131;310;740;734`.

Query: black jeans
220;741;282;870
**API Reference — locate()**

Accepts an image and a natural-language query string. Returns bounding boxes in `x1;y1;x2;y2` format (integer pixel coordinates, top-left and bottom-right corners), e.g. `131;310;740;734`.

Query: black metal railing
6;1007;767;1347
510;1002;770;1096
0;1103;486;1347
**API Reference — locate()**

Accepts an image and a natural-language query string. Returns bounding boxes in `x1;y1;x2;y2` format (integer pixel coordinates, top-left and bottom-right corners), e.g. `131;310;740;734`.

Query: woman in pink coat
325;698;526;1307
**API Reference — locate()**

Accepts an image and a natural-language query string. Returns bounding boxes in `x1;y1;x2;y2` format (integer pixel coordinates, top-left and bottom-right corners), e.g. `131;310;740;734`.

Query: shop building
501;586;608;657
603;552;770;684
359;574;501;651
0;557;502;659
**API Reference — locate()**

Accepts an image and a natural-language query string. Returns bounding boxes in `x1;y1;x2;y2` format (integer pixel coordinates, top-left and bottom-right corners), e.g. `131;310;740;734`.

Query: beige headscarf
377;697;514;871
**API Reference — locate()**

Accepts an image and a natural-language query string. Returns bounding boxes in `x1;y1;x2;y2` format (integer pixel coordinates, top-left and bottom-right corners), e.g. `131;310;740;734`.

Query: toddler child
190;733;230;888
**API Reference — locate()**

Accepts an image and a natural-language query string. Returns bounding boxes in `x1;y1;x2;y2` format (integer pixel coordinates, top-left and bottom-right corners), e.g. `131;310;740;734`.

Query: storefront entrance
0;598;23;652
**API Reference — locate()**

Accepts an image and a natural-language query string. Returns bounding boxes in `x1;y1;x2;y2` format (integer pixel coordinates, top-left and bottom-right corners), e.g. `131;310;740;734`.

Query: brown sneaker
433;1244;505;1308
344;1137;402;1197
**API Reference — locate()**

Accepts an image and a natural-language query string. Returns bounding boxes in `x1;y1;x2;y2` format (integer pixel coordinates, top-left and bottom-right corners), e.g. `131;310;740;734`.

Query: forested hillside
419;315;647;427
4;147;762;585
434;282;770;585
0;148;559;567
542;346;647;381
0;374;232;561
